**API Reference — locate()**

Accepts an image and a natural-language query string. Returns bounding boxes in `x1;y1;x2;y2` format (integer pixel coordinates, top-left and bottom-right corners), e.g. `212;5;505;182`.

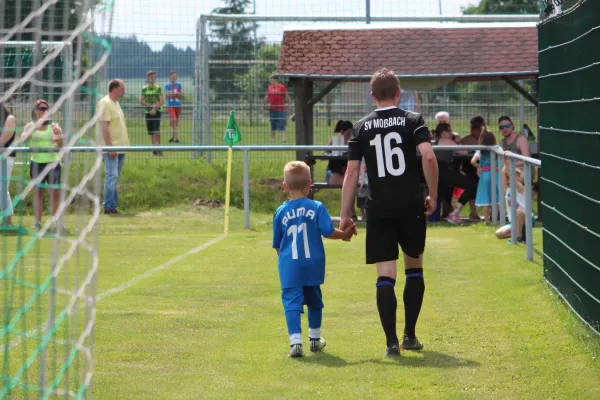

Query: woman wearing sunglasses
0;103;16;226
21;99;64;230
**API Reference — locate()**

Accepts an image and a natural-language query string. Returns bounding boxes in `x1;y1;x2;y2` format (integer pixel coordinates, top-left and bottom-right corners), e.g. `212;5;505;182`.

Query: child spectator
496;157;535;242
471;131;502;223
272;161;355;358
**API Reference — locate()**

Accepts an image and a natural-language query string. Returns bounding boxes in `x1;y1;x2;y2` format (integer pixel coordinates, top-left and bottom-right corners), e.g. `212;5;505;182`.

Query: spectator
0;103;16;226
164;70;183;143
471;131;502;223
97;79;130;215
22;99;63;230
450;116;487;222
399;89;419;112
140;70;163;156
433;123;456;218
496;157;534;242
498;116;530;164
262;75;291;144
325;120;353;185
435;111;460;142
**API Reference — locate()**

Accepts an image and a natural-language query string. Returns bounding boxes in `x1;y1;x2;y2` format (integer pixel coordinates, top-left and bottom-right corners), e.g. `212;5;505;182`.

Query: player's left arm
178;84;184;100
415;116;438;213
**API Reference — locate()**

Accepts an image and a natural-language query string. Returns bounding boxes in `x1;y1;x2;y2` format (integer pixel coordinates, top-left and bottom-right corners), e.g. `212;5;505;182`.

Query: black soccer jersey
348;107;431;218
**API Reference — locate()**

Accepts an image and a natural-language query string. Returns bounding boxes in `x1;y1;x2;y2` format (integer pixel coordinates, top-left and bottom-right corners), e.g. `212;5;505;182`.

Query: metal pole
519;79;525;132
524;164;533;260
192;18;201;159
0;156;8;226
439;0;442;15
490;151;497;224
243;150;250;229
63;43;74;143
204;14;540;22
509;157;518;244
499;154;506;225
32;0;43;101
366;0;371;24
201;17;212;163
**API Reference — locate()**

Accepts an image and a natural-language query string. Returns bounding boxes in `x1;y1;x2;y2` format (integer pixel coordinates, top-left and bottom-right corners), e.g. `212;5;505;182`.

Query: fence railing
1;144;541;260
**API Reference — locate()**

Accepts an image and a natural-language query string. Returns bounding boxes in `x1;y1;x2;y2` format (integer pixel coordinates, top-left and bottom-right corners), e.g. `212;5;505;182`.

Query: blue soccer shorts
281;286;323;314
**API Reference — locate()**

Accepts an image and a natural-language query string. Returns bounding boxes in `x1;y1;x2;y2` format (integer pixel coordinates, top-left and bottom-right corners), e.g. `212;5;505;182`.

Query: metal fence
1;144;541;261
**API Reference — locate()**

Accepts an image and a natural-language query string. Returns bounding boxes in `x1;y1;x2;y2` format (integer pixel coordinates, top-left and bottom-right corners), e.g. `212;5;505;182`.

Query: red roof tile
278;27;538;80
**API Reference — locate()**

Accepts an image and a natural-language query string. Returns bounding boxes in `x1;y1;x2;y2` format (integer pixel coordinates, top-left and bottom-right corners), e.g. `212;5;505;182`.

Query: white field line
1;235;225;352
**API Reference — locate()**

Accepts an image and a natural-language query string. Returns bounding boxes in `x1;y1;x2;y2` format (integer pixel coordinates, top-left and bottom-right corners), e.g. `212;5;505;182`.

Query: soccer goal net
1;0;114;398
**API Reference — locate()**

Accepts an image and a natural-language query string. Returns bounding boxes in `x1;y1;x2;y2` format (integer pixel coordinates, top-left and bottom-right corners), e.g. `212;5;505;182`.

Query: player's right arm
272;208;283;256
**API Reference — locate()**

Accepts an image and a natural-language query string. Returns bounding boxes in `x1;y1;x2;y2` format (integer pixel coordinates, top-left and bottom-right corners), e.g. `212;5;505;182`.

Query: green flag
223;110;242;147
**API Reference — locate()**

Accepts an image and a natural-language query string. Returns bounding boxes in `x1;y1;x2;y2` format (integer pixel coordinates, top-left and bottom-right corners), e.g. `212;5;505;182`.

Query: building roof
277;26;538;81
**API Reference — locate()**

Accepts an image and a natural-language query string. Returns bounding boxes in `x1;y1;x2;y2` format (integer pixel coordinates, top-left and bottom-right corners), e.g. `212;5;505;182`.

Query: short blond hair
284;161;310;190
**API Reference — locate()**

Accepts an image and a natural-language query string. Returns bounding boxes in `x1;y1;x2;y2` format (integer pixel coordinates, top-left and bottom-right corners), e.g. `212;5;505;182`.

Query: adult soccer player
340;68;439;356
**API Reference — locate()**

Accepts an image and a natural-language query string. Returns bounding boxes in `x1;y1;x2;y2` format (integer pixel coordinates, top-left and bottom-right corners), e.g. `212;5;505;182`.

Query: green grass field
5;207;598;399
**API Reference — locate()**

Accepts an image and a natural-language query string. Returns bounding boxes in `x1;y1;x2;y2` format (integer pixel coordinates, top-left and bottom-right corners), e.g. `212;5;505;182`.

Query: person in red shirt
261;75;291;143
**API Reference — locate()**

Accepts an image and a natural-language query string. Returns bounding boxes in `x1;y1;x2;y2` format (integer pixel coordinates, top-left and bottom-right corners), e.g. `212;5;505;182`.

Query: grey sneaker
289;344;303;358
309;337;326;352
386;343;401;357
402;334;424;351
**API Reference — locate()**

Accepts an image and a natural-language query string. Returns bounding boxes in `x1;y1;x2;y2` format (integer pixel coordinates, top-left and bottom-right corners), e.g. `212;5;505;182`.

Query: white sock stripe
289;333;302;345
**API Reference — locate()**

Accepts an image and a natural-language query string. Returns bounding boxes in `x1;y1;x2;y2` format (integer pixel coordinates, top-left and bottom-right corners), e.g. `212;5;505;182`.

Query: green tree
209;0;260;102
462;0;541;14
234;43;279;126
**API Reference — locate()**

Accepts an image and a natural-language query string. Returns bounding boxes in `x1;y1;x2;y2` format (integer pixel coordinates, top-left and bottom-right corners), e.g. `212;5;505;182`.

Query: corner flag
223;110;241;235
223;110;242;147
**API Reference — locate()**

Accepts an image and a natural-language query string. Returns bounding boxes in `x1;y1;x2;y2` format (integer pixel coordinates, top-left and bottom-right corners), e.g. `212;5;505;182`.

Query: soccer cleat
289;344;303;358
386;343;401;357
402;334;424;351
309;337;326;352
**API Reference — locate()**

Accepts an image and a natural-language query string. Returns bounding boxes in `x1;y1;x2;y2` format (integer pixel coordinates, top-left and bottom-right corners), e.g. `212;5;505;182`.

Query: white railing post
524;164;534;260
498;153;506;226
490;150;498;224
243;150;250;230
509;157;518;244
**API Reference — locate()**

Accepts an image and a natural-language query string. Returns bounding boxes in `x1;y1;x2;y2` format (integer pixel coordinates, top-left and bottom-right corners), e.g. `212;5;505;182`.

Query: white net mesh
0;0;114;398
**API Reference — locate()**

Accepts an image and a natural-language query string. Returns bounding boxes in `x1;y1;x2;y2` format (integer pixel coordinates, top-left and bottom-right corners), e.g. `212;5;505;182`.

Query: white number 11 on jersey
369;132;406;177
287;222;311;259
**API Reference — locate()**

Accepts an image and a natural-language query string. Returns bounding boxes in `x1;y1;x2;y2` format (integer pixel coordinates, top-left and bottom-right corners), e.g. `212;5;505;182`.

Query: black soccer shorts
365;202;427;263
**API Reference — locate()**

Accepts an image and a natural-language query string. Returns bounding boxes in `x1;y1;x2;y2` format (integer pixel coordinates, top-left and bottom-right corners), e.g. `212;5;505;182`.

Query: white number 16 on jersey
369;132;406;177
287;222;311;259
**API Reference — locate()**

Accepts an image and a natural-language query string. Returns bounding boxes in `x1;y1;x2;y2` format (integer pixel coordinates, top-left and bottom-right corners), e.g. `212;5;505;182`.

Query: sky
109;0;481;50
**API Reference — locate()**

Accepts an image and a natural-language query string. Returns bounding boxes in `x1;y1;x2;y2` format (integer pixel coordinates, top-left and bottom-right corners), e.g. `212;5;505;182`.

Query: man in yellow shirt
96;79;129;215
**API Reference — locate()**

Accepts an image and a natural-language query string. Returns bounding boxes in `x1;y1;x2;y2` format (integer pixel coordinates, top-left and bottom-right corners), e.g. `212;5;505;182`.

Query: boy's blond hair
284;161;311;190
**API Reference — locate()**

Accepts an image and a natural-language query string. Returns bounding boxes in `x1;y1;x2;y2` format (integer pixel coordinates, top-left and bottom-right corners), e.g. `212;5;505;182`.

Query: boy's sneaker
309;337;326;352
34;222;42;230
402;334;424;351
289;344;303;358
386;343;401;357
169;138;174;143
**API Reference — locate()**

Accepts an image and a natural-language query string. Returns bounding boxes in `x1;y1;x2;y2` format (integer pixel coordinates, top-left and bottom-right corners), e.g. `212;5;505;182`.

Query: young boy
273;161;356;358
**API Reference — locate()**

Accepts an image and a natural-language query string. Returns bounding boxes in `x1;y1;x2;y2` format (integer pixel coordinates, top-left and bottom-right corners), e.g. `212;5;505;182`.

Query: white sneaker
289;344;303;358
309;337;326;352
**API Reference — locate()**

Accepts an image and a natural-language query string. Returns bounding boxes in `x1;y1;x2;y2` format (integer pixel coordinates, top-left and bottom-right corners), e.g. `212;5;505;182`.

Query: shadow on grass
296;350;478;369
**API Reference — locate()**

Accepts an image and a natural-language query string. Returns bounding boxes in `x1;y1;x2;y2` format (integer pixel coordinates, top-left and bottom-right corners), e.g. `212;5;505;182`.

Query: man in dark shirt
340;68;438;356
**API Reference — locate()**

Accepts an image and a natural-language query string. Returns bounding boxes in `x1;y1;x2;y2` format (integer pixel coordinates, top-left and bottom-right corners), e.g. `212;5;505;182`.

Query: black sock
376;276;398;347
403;268;425;339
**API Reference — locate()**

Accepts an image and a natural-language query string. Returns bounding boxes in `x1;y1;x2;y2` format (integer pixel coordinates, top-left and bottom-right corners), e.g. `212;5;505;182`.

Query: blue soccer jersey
272;198;335;289
164;82;183;107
